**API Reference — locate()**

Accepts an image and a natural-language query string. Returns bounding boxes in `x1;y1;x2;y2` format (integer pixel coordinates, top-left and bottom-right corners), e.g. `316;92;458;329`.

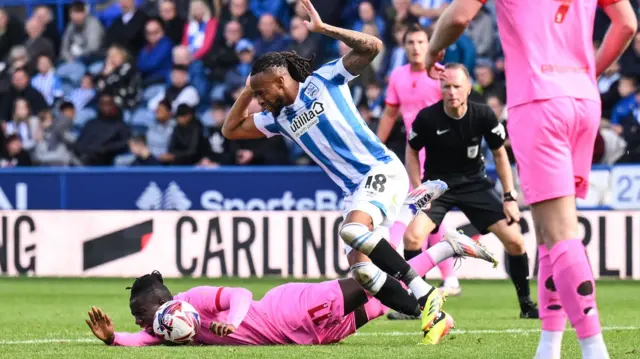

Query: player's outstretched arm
222;85;266;140
596;0;637;77
426;0;483;75
299;0;382;75
86;306;161;346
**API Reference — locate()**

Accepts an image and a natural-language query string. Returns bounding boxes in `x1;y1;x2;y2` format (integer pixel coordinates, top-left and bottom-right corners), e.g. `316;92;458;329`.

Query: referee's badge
467;145;479;158
409;129;418;140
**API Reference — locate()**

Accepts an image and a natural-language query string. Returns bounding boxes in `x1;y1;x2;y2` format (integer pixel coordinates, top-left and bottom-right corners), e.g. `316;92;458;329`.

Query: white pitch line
355;326;640;337
1;326;638;345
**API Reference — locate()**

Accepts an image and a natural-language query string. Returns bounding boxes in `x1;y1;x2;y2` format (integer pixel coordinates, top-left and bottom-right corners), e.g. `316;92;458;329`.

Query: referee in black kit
398;63;538;320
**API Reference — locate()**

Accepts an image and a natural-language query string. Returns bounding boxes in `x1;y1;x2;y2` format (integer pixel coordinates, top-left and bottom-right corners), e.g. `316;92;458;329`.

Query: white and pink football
153;300;201;344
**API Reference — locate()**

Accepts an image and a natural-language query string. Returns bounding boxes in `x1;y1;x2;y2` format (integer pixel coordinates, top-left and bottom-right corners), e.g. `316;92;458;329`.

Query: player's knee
403;223;428;250
503;237;525;255
350;262;387;294
340;223;379;254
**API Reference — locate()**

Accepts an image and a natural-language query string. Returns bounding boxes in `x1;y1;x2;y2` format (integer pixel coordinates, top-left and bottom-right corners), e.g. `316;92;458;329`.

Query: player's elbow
221;124;236;140
452;14;473;28
619;17;638;40
371;38;383;56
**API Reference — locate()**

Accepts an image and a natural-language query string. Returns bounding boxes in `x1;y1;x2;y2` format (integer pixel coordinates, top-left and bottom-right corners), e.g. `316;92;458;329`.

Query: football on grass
153;300;201;344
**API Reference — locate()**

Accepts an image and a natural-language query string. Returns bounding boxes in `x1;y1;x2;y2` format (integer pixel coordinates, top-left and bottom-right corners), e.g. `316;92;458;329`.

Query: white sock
534;330;564;359
443;276;460;288
407;277;433;300
579;333;609;359
428;241;456;263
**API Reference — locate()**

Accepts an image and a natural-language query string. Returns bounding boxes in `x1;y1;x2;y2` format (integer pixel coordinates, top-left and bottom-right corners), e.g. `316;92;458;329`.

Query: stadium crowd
0;0;638;167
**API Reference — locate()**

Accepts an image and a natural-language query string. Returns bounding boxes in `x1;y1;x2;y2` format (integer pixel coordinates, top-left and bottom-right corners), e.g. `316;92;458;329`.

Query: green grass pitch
1;277;639;358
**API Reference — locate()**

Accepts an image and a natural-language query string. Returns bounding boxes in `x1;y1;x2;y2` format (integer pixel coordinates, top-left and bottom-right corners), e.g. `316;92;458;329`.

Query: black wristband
504;193;516;202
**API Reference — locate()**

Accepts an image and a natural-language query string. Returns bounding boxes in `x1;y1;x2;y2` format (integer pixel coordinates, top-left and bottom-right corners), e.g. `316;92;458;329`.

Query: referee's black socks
507;252;531;300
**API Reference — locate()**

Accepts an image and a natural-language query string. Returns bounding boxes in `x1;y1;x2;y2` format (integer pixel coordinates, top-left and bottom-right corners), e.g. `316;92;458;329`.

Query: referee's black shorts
423;171;506;235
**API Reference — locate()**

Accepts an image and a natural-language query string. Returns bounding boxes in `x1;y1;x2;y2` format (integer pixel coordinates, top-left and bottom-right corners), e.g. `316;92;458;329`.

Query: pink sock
364;293;389;320
388;222;406;249
550;239;601;339
408;251;437;277
538;245;567;332
426;224;455;280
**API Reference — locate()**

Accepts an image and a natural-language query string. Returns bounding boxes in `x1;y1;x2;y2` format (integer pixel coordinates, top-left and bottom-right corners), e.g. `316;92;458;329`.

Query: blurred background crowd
0;0;638;168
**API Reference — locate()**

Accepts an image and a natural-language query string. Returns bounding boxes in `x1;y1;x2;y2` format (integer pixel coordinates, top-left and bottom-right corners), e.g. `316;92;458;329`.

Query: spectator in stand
182;0;218;101
159;0;186;45
615;89;640;163
202;100;235;165
0;46;30;94
382;0;418;45
162;103;210;165
183;0;218;61
215;0;259;44
620;32;640;77
0;68;48;123
353;2;385;36
104;0;149;55
204;20;242;98
24;17;56;70
383;23;408;79
146;99;175;159
5;98;39;151
0;9;27;62
172;45;191;66
66;74;97;126
599;64;626;120
610;77;639;130
32;109;76;166
471;59;506;104
222;39;254;95
96;45;141;110
467;6;494;59
410;0;449;28
365;80;384;119
74;92;130;166
31;55;63;106
234;135;290;165
441;31;476;77
148;64;199;112
58;1;105;86
0;134;32;167
138;17;174;86
288;16;320;68
129;134;161;165
32;6;61;56
251;0;290;29
254;14;290;57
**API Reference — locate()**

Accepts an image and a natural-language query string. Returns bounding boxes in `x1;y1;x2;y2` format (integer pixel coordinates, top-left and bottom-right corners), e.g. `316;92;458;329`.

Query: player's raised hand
426;50;446;80
86;306;115;344
503;201;521;225
209;322;236;337
300;0;324;33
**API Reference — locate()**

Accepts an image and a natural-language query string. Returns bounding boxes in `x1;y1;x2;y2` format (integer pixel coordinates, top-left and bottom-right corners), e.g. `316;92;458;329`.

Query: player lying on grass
86;233;497;346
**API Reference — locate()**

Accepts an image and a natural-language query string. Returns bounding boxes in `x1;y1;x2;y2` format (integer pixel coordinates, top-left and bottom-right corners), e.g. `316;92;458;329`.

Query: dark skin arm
300;0;382;76
221;77;267;140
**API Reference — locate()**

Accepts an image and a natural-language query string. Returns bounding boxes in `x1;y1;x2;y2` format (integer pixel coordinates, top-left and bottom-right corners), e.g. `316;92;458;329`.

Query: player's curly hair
126;270;172;301
251;51;315;82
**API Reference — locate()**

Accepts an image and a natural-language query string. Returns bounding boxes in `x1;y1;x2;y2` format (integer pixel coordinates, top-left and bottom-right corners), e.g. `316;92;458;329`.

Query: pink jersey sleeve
184;286;253;328
385;71;400;106
111;330;162;346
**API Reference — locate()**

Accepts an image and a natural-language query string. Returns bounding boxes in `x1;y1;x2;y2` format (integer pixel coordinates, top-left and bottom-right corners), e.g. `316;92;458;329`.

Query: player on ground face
376;23;461;300
86;243;497;347
220;0;470;343
424;0;637;358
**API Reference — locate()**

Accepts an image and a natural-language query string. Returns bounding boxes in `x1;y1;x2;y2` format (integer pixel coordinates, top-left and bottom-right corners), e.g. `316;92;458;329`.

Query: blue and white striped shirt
31;71;63;106
253;58;396;195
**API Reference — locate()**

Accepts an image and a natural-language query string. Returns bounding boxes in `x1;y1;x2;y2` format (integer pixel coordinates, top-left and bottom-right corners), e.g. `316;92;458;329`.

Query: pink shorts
507;97;600;205
260;280;355;345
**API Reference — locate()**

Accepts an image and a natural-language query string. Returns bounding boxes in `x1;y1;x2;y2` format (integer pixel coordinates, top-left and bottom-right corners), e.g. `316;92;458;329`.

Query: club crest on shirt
304;83;320;99
290;102;325;137
467;145;479;159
